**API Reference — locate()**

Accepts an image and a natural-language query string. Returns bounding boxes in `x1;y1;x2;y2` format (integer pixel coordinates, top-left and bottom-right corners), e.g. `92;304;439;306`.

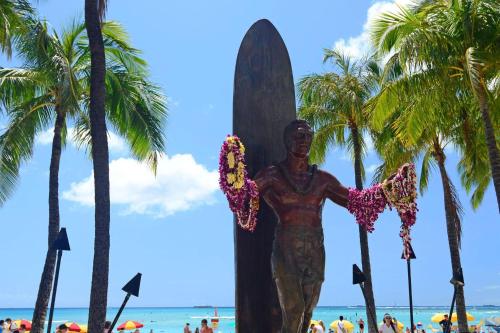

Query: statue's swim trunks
272;224;325;284
271;224;325;333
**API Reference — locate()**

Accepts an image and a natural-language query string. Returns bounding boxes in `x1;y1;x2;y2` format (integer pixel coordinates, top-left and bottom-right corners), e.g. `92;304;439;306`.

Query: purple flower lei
219;135;259;232
347;163;418;259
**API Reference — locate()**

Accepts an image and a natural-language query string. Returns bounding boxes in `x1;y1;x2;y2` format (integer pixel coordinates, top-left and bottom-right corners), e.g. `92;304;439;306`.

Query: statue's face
287;125;313;158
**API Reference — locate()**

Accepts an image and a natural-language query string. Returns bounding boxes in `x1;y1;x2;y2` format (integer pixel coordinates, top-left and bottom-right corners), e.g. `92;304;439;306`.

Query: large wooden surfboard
233;19;296;333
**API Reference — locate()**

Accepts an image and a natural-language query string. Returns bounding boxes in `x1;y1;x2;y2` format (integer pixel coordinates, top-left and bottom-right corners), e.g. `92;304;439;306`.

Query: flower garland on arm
347;163;418;259
219;135;259;232
382;163;418;259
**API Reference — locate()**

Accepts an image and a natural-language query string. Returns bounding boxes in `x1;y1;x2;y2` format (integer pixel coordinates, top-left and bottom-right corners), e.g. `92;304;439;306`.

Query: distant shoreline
1;305;499;310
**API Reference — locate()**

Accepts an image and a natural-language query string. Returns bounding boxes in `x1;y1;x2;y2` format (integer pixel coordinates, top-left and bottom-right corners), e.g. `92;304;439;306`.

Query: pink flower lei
218;135;259;232
347;163;418;259
382;163;418;259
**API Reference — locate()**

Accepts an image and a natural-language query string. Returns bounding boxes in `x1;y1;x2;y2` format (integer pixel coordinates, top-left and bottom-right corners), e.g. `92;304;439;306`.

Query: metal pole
447;287;457;333
359;284;378;333
47;250;63;333
407;259;415;333
108;293;131;333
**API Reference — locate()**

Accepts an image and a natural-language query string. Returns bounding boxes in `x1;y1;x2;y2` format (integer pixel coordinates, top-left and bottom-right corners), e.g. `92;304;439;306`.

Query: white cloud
63;154;219;218
107;131;127;153
36;128;55;145
333;0;413;59
36;127;127;154
166;96;180;107
366;164;378;174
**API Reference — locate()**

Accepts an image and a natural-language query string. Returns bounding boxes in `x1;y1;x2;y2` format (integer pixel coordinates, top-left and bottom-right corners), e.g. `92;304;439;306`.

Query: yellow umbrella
330;320;355;333
310;320;320;327
431;313;475;323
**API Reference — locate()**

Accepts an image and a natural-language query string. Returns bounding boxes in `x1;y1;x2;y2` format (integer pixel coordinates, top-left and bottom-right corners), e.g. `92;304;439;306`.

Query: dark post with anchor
447;268;464;333
108;273;142;333
47;228;70;333
353;264;378;332
402;244;416;333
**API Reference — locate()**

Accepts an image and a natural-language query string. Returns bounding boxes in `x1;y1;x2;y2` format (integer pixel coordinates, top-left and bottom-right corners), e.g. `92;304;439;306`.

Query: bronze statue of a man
254;120;353;333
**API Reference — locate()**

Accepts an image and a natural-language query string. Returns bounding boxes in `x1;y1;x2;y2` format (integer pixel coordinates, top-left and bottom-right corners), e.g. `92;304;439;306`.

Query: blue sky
0;0;499;308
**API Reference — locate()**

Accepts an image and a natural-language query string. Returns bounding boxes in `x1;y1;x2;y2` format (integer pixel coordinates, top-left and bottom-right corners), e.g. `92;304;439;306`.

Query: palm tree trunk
352;125;377;333
433;139;468;333
475;83;500;212
31;111;65;333
85;2;111;333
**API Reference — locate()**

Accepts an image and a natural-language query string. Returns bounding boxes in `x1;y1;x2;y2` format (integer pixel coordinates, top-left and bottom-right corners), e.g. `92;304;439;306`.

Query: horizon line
1;305;499;310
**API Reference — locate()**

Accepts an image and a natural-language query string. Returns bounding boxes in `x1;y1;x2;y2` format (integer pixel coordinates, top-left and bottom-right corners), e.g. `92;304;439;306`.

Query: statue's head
284;120;313;158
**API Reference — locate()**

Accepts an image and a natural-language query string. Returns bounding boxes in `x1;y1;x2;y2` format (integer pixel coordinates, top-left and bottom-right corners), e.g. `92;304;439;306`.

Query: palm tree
0;18;167;333
0;0;32;58
84;1;110;331
370;0;500;211
298;49;380;333
368;55;472;333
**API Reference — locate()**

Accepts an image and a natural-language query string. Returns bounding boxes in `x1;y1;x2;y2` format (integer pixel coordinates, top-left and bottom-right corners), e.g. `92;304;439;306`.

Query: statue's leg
301;230;325;333
301;281;322;333
272;226;307;333
275;274;305;333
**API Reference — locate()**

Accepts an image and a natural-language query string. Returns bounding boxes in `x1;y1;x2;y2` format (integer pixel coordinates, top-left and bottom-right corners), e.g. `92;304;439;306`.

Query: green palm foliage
0;18;167;333
368;50;475;333
0;0;32;57
298;49;380;333
0;19;166;204
370;0;500;211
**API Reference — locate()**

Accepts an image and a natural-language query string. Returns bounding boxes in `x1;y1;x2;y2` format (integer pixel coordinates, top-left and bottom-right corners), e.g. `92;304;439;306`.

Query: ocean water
1;307;499;333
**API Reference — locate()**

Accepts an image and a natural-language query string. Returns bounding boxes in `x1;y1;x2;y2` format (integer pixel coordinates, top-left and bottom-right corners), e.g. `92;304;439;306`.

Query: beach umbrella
14;320;32;330
330;320;355;333
78;325;88;333
117;321;144;331
65;322;82;332
310;320;320;327
432;313;447;323
431;313;475;323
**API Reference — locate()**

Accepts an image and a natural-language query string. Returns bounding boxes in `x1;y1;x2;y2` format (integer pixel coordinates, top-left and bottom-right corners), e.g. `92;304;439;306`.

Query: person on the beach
440;315;451;333
58;324;68;333
103;321;111;333
200;319;212;333
4;318;14;333
314;322;324;333
379;314;398;333
184;323;191;333
18;325;26;333
358;318;365;333
336;316;347;333
194;328;199;333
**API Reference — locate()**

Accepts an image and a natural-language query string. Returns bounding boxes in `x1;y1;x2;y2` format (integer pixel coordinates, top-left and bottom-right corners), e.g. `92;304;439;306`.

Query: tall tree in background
299;49;380;333
0;19;167;333
371;0;500;211
368;54;482;333
84;0;111;332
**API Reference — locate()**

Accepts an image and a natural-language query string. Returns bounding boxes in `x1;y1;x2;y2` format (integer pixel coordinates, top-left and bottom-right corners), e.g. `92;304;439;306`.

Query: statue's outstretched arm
325;174;349;208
